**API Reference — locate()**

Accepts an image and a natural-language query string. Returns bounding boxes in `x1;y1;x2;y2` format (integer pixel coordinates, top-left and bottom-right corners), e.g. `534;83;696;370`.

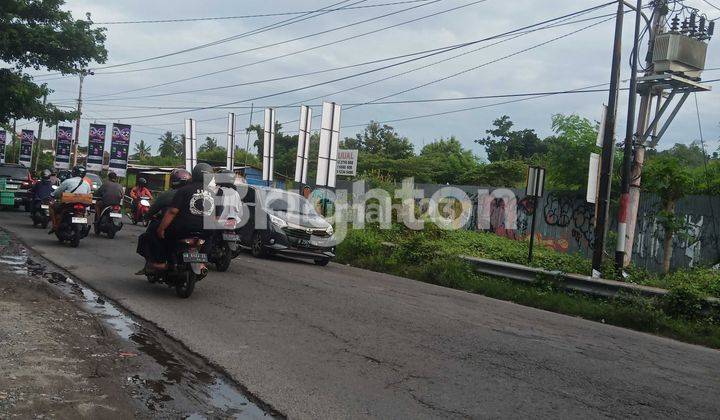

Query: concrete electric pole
591;0;625;276
72;69;93;167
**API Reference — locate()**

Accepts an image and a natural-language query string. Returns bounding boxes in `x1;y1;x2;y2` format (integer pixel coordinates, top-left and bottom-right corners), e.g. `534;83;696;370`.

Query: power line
92;0;434;24
85;0;476;99
91;0;445;76
85;2;617;120
74;7;614;104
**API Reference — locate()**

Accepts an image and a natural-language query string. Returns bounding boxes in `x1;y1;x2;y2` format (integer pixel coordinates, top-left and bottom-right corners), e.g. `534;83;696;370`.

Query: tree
199;136;219;153
648;142;709;168
346;121;414;159
419;137;479;184
133;139;151;160
539;114;599;190
459;160;527;187
158;131;181;158
475;115;545;162
248;122;298;177
643;156;695;273
0;1;107;125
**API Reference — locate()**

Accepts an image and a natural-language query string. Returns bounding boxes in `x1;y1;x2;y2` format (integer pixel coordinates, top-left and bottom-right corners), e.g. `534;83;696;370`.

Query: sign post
226;113;236;171
19;130;34;167
86;123;106;172
262;108;276;186
54;126;73;170
295;105;312;188
0;130;6;164
526;166;546;264
109;124;131;178
184;119;197;172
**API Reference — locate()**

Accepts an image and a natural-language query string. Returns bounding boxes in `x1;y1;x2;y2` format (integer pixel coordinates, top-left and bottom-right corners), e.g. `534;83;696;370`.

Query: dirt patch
0;269;142;419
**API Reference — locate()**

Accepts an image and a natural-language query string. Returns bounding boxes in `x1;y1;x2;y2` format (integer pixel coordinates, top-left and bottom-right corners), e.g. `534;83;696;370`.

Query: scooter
130;196;151;227
31;198;52;229
146;235;208;298
207;218;240;272
55;202;91;247
94;204;124;239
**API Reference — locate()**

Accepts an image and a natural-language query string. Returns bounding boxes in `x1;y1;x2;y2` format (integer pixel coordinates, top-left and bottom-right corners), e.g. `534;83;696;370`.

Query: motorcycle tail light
224;219;237;229
73;203;85;212
112;205;121;211
181;238;202;246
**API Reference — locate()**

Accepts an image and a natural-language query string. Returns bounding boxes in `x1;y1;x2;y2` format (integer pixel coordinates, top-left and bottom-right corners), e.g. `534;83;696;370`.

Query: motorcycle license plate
110;212;122;218
183;252;208;263
71;217;88;224
222;233;239;241
40;205;50;209
6;184;18;190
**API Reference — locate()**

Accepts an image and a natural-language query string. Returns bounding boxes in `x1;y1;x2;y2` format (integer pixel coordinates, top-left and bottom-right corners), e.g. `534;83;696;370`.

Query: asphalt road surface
1;210;719;419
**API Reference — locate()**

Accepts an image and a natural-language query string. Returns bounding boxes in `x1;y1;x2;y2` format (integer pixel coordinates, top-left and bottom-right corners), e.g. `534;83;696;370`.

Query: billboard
184;119;197;172
0;130;6;164
19;130;34;167
54;126;73;170
295;105;312;184
315;102;341;188
87;123;106;172
262;108;276;182
336;149;358;176
109;123;131;177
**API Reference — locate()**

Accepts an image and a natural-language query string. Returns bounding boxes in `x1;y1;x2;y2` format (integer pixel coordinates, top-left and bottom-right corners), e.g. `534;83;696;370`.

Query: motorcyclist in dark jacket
29;169;55;213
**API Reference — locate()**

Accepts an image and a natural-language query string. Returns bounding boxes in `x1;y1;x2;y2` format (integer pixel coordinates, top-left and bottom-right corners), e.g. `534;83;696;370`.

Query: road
1;210;719;419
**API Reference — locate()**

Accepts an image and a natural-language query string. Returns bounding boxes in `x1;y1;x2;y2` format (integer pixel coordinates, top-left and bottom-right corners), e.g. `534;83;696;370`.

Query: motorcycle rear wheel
70;225;80;248
175;271;196;298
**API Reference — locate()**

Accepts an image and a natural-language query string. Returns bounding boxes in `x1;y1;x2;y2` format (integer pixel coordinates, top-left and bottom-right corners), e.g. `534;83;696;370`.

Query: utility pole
11;120;17;163
72;70;93;166
592;0;625;276
33;94;47;173
622;1;669;267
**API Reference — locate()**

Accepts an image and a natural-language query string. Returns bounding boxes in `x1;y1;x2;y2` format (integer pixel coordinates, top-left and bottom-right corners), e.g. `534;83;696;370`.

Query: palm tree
158;131;180;158
133;139;152;160
199;136;219;153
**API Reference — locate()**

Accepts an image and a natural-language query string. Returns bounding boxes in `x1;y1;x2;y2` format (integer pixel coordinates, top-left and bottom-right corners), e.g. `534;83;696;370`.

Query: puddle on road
0;230;279;419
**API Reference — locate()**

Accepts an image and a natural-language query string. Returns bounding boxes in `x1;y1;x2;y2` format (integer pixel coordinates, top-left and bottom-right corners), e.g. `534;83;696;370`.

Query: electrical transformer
652;33;708;78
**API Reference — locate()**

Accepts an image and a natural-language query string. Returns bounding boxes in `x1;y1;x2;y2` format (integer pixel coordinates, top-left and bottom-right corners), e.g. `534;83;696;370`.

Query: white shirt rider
54;176;91;198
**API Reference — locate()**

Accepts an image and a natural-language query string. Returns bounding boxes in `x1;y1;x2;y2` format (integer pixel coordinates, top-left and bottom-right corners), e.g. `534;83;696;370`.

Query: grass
336;224;720;349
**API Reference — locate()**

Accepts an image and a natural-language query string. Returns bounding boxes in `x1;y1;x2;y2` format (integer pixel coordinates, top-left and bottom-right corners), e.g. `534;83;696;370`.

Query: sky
20;0;720;160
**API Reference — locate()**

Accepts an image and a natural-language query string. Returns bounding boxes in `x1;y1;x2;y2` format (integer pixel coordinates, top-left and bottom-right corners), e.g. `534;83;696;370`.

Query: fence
336;180;720;272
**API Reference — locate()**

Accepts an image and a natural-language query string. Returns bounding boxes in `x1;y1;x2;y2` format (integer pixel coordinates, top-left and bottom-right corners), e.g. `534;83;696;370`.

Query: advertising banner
19;130;34;167
54;126;73;170
86;123;106;172
336;149;358;176
109;123;131;177
0;130;6;164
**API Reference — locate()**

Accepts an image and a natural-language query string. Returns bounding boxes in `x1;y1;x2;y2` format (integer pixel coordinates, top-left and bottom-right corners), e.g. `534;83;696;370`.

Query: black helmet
216;169;236;188
72;165;86;178
107;171;118;181
137;177;147;186
40;169;51;180
170;168;191;189
191;162;213;183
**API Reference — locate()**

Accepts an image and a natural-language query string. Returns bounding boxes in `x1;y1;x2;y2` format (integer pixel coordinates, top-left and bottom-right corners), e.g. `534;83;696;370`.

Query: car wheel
314;258;330;267
251;232;268;258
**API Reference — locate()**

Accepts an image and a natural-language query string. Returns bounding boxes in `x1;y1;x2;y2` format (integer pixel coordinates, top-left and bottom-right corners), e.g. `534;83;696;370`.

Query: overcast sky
22;0;720;159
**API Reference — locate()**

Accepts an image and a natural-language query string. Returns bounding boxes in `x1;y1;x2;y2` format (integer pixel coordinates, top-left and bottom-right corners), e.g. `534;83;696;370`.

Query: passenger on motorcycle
29;169;55;213
49;165;91;233
129;177;153;214
137;168;191;271
93;171;124;222
148;163;214;271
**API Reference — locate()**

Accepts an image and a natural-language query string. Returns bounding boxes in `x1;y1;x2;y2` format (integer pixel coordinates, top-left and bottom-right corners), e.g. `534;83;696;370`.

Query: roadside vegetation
336;224;720;348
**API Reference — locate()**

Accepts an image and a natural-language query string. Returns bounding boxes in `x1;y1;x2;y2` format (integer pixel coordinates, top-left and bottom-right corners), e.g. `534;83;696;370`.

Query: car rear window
0;166;29;180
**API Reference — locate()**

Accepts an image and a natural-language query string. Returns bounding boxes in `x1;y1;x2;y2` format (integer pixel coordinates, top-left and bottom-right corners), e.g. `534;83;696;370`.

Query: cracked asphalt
1;210;720;419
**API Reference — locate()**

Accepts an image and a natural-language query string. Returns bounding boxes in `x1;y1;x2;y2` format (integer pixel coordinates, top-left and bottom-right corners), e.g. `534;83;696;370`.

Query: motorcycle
94;204;124;239
145;235;208;298
130;196;151;226
31;198;53;229
55;202;91;247
207;218;240;272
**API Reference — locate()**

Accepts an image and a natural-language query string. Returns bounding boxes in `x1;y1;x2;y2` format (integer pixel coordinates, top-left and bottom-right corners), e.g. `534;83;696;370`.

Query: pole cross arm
649;91;691;148
639;90;676;145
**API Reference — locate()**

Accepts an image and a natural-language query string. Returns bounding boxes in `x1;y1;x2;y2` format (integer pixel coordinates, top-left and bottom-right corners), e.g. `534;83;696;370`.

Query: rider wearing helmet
129;177;153;215
93;171;125;222
29;169;55;214
137;168;192;271
50;165;91;232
